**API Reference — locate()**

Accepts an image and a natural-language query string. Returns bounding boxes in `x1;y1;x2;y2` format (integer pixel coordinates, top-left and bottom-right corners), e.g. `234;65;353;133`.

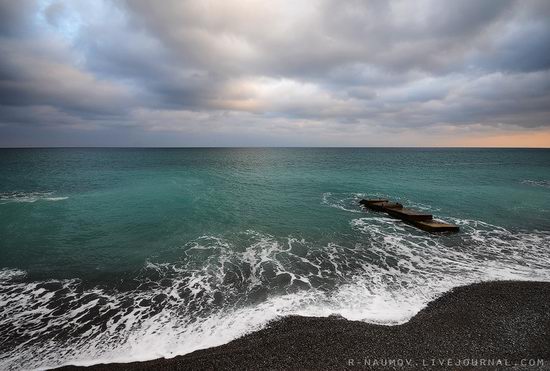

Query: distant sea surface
1;148;550;369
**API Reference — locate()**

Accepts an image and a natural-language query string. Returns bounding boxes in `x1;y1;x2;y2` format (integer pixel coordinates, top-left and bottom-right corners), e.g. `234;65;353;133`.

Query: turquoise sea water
1;148;550;369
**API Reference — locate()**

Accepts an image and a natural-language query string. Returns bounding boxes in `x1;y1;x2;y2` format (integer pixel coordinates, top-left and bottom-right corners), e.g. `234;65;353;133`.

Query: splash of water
1;210;550;370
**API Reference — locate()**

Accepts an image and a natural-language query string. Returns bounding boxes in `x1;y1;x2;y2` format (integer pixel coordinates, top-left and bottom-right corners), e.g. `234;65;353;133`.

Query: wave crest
0;191;68;204
1;220;550;369
521;179;550;188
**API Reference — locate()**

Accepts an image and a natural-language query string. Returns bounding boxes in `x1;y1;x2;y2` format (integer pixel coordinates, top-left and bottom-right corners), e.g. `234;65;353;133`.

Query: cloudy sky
1;0;549;147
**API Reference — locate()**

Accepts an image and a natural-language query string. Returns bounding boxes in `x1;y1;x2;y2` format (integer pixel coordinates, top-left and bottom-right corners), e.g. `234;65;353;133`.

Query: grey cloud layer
0;0;549;146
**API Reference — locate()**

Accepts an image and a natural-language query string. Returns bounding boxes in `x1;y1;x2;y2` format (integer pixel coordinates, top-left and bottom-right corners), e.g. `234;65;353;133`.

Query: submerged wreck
359;199;459;233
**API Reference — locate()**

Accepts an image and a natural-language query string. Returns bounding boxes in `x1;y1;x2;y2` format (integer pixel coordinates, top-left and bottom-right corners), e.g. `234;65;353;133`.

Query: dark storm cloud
0;0;549;146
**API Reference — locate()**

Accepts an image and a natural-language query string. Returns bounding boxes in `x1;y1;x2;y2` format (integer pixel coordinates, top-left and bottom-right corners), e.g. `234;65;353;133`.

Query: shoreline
58;280;550;370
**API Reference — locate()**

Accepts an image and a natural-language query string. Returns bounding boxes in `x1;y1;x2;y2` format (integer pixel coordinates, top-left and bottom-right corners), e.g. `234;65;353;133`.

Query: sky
1;0;550;147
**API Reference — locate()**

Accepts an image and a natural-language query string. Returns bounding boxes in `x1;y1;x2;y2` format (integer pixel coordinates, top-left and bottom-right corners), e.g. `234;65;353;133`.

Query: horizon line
1;146;549;149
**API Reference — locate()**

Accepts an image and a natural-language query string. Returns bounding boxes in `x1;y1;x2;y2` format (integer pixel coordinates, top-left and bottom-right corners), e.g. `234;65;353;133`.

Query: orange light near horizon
442;130;550;148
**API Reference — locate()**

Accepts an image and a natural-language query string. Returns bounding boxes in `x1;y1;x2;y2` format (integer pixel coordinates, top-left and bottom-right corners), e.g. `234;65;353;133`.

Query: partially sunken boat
359;199;459;233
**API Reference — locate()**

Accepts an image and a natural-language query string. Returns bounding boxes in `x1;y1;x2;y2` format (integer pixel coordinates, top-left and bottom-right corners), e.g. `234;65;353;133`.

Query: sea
1;148;549;369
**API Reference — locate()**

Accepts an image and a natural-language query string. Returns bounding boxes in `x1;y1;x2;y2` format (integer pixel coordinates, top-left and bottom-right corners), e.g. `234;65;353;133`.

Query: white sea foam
0;192;68;204
521;179;550;188
0;268;27;282
321;192;363;213
1;215;550;370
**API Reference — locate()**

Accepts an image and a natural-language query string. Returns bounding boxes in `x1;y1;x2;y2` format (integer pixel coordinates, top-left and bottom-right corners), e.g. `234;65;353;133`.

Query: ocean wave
321;192;363;213
521;179;550;188
322;192;442;213
0;191;68;204
0;268;27;282
1;221;550;370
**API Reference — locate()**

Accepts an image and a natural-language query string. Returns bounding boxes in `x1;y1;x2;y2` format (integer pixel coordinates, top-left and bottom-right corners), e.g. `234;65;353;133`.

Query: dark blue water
1;148;549;369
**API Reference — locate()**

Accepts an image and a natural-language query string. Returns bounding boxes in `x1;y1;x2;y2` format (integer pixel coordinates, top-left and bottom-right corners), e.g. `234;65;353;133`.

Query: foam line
0;192;68;204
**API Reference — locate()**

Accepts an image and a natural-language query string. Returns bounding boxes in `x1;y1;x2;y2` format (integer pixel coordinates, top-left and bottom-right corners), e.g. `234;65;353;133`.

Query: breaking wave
321;192;363;213
0;192;68;204
1;201;550;369
521;179;550;188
